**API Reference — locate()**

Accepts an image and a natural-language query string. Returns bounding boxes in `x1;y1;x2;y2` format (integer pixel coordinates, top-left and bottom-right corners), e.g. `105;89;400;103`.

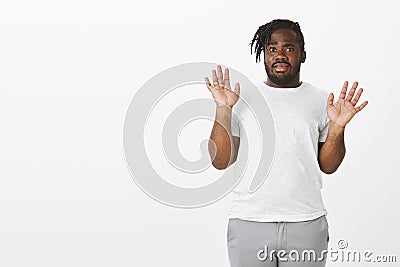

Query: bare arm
318;81;368;174
208;105;240;169
318;124;346;174
204;65;240;170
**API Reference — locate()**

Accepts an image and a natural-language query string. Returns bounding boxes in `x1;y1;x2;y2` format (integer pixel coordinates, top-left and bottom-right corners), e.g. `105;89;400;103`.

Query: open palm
327;81;368;127
204;65;240;108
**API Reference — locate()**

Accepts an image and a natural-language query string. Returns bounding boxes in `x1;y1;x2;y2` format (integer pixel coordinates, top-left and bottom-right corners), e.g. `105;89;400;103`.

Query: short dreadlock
250;19;305;63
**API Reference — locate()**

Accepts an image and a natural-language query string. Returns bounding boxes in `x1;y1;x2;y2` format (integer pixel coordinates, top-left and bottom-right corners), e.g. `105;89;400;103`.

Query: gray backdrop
0;0;398;266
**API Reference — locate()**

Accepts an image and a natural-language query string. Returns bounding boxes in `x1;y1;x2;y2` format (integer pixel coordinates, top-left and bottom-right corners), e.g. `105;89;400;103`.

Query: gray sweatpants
227;215;329;267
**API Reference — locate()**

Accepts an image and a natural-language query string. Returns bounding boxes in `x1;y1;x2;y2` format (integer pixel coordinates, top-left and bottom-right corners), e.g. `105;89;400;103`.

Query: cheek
290;54;302;65
265;55;273;65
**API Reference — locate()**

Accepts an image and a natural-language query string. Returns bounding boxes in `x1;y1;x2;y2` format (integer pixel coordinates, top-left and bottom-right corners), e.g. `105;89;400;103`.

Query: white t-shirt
228;81;330;222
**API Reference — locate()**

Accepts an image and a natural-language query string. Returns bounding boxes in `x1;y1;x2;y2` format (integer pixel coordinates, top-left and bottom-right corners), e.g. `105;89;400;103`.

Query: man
204;19;368;267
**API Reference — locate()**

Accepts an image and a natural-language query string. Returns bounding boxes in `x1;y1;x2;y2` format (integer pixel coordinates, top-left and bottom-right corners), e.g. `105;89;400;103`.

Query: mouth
272;62;290;73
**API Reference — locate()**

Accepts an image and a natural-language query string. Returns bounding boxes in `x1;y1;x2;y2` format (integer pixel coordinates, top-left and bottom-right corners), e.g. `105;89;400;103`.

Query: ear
301;51;306;63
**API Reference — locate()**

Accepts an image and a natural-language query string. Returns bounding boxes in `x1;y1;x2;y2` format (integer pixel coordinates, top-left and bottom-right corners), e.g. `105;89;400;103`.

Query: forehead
268;28;299;44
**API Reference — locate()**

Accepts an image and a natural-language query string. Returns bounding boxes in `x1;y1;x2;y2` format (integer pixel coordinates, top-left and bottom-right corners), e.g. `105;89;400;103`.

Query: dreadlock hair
250;19;305;63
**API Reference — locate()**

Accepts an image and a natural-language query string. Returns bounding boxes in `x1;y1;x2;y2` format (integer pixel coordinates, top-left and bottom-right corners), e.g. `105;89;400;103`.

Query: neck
266;74;302;88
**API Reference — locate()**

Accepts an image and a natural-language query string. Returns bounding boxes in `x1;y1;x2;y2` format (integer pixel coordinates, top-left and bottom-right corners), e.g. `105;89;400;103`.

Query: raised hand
204;65;240;108
327;81;368;127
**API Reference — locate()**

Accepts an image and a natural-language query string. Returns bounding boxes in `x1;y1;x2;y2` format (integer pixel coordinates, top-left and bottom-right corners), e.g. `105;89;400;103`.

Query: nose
275;48;288;61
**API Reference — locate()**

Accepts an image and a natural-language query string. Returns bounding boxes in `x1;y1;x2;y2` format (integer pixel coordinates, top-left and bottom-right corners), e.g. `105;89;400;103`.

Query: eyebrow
267;42;296;47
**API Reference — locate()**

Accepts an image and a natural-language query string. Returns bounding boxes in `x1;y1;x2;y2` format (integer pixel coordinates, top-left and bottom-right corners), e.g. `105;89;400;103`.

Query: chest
263;92;326;138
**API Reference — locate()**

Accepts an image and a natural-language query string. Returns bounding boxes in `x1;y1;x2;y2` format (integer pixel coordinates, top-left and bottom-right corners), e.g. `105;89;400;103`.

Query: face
264;28;306;88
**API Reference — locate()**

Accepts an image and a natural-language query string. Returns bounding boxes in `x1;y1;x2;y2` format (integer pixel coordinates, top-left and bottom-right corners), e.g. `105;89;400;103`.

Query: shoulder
302;82;329;100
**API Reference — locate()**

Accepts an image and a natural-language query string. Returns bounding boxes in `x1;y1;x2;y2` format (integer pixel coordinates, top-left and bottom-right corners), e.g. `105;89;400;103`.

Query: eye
268;47;277;52
286;47;294;52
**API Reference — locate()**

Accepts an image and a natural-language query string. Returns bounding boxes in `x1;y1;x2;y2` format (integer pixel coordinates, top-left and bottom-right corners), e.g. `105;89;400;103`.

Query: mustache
272;61;291;67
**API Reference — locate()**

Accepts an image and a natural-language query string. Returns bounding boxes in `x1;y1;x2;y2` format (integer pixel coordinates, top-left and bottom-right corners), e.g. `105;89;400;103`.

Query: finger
212;69;218;86
351;88;363;106
224;68;231;89
355;100;368;113
234;82;240;96
327;92;334;106
345;81;358;102
217;65;224;86
339;81;348;100
204;77;212;90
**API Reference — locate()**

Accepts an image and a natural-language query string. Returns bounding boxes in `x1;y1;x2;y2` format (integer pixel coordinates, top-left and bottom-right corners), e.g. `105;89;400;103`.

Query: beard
264;61;301;86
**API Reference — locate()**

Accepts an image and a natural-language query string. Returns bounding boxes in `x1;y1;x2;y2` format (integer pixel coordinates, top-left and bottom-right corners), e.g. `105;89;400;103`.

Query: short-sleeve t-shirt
228;81;330;222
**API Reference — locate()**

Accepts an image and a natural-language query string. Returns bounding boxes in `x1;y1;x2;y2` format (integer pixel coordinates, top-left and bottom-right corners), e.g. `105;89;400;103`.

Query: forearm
318;123;346;174
208;105;235;169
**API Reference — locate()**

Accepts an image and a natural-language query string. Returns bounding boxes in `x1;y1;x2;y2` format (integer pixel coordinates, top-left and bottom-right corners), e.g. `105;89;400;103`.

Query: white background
1;0;399;266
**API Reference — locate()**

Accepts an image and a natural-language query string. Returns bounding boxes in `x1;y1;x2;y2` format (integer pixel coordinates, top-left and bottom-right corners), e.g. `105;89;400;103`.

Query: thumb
327;93;334;107
234;82;240;96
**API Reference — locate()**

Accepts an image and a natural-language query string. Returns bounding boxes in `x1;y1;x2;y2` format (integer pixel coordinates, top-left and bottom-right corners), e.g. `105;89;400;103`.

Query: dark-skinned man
204;19;367;267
